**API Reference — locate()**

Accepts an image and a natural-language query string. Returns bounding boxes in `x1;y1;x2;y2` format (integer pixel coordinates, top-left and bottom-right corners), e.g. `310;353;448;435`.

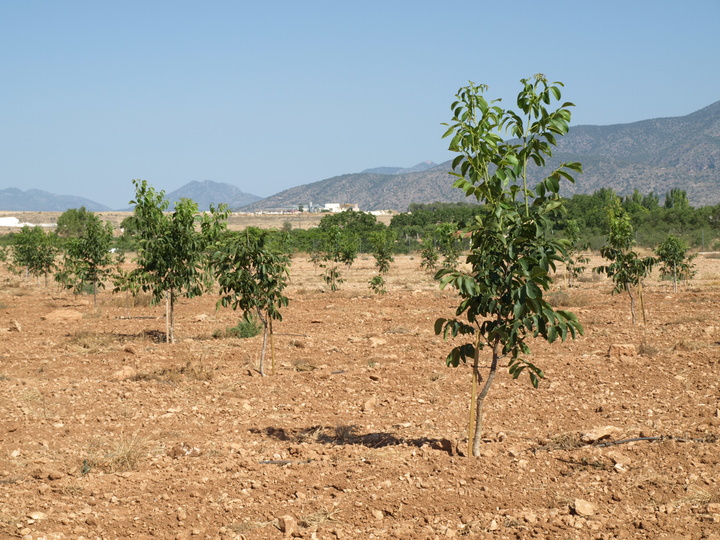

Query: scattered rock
41;309;84;321
362;396;377;412
581;425;622;443
167;443;203;458
278;515;297;537
371;509;384;520
608;344;637;358
124;345;137;354
708;503;720;514
48;470;64;480
110;366;137;382
572;499;597;517
9;319;21;332
430;439;454;455
28;511;47;520
368;337;386;348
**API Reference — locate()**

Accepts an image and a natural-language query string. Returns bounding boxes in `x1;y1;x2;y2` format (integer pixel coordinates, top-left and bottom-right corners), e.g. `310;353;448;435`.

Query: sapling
435;76;584;457
595;200;656;324
55;213;116;306
212;228;290;376
655;234;696;292
125;179;228;343
563;220;589;288
368;229;395;294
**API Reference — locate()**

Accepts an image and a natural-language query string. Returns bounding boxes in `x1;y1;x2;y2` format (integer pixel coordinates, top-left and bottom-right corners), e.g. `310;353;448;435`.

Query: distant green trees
560;187;715;249
56;206;95;237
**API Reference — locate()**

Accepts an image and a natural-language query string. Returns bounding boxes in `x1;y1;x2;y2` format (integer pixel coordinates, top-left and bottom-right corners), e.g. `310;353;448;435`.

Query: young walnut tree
212;228;290;377
435;76;584;457
126;179;228;343
595;200;656;324
655;234;696;293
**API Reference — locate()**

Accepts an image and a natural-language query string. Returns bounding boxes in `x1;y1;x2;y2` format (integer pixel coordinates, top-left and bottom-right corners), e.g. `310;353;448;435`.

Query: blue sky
1;1;718;209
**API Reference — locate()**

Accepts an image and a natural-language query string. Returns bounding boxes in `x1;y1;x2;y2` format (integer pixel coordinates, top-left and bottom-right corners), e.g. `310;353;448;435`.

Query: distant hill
361;161;438;175
0;188;111;212
245;101;720;211
165;180;263;211
242;164;467;212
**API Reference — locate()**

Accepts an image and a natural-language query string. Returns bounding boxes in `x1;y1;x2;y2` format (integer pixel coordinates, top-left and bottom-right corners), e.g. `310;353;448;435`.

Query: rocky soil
1;254;719;539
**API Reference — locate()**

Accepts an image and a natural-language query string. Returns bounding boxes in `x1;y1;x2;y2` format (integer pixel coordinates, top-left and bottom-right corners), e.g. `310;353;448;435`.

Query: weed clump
214;314;262;339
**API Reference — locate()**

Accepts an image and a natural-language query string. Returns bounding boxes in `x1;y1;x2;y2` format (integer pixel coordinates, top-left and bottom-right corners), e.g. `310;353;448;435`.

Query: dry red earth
1;253;719;539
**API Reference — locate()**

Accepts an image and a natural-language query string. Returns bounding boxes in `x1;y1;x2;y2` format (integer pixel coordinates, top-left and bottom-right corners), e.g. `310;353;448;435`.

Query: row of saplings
1;76;699;458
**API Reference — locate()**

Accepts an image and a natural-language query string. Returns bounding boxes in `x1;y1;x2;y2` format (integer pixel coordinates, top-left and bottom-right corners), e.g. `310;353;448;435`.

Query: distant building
323;203;359;213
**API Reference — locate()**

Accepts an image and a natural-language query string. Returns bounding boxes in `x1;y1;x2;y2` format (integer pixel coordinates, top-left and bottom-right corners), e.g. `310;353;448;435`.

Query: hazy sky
1;1;718;209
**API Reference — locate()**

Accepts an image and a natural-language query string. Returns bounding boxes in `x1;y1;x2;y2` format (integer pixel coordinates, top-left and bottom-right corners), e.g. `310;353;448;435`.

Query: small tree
595;200;656;324
419;236;439;272
12;226;58;285
563;219;589;287
55;213;115;305
368;228;395;294
655;234;696;292
212;228;290;376
435;76;584;457
318;225;357;291
127;179;228;343
434;222;463;270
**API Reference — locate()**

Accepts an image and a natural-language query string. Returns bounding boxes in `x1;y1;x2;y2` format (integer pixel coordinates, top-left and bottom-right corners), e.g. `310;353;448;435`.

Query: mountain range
2;100;718;212
245;100;720;211
0;188;112;212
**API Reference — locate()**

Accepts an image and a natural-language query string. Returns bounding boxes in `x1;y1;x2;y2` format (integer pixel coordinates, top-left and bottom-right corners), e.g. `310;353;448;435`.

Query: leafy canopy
436;75;584;385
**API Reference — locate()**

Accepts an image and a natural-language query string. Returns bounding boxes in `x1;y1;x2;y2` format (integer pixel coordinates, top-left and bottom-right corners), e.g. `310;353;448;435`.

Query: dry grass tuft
293;359;317;372
67;331;117;354
676;487;720;507
547;290;594;308
108;291;155;308
228;520;277;534
87;431;151;473
299;507;341;528
638;341;661;357
673;339;707;352
384;325;414;335
546;431;584;450
131;359;215;383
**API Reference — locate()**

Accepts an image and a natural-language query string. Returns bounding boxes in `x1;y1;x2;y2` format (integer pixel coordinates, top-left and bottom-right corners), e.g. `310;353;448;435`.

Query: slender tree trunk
638;282;647;324
166;290;175;343
467;333;481;457
626;283;636;325
258;309;268;377
471;339;501;457
93;281;97;308
269;318;276;376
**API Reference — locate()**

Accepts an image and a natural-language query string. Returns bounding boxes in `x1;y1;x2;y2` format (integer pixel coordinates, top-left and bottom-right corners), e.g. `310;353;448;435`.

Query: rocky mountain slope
245;101;720;212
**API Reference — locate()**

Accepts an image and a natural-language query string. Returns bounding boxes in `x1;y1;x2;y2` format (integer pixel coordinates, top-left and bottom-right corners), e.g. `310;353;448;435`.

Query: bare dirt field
1;253;719;539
